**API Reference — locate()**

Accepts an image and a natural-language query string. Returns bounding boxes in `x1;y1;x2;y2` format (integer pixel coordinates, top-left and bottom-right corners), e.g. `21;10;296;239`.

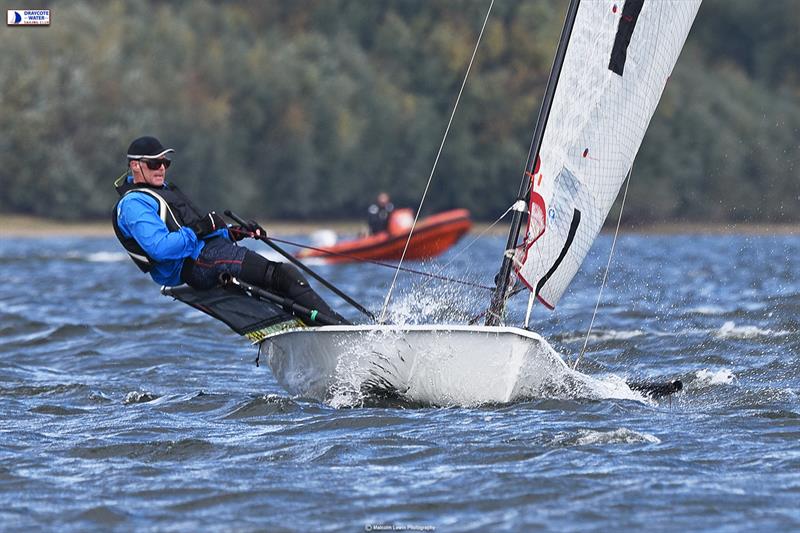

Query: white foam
87;251;127;263
562;329;645;343
122;390;158;404
695;368;735;385
310;229;337;248
689;305;726;315
571;373;648;402
552;427;660;446
713;321;789;339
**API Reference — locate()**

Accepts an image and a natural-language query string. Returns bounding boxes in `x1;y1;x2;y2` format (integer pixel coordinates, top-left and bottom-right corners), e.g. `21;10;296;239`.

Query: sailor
367;192;394;235
112;135;346;324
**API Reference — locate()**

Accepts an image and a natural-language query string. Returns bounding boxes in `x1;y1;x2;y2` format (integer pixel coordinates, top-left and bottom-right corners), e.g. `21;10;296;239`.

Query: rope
263;201;513;296
265;235;494;291
573;167;632;371
468;284;525;325
413;202;515;292
379;0;494;323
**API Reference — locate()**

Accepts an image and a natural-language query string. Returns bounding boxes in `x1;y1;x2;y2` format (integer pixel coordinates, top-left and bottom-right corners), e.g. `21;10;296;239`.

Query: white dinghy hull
263;325;576;405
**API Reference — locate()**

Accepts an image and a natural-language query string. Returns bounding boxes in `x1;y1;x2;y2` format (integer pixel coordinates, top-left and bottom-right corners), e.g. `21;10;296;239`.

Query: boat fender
387;208;414;236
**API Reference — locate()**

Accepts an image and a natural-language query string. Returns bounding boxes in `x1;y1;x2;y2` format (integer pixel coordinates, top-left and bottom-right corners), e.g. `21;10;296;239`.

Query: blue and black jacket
112;174;227;285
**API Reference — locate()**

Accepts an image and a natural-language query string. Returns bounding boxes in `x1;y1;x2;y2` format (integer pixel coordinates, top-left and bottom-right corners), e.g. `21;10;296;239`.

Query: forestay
517;0;701;308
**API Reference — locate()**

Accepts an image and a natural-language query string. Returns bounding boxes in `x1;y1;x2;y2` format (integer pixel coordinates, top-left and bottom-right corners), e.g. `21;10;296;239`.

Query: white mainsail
517;0;701;308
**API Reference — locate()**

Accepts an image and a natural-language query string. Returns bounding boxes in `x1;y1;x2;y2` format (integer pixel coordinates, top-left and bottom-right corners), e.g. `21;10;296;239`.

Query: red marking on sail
582;148;589;158
528;191;546;242
527;170;544;189
534;155;541;174
612;4;618;14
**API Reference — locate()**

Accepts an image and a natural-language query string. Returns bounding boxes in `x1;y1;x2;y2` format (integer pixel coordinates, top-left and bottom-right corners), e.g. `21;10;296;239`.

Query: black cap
127;136;175;160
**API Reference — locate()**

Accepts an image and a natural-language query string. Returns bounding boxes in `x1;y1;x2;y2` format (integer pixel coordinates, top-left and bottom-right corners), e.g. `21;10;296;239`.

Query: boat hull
297;209;472;264
263;325;579;406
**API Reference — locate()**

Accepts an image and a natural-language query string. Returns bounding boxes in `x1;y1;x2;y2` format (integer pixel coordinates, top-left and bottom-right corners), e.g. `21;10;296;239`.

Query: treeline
1;0;797;222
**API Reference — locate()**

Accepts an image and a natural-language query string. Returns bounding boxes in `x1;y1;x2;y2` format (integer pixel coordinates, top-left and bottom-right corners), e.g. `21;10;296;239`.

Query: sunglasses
140;158;171;170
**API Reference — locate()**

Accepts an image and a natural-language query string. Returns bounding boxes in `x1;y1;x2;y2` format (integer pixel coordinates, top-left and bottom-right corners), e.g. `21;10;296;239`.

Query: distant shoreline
0;214;796;238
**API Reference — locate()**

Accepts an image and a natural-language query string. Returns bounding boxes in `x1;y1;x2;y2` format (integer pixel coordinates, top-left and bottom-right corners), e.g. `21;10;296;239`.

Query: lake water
1;232;798;531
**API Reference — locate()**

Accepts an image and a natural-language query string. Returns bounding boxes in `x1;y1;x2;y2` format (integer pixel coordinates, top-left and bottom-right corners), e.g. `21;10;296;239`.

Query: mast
485;0;581;326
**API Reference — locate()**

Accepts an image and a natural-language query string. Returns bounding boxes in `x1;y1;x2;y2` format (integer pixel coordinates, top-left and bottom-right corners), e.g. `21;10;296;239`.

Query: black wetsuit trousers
181;237;347;324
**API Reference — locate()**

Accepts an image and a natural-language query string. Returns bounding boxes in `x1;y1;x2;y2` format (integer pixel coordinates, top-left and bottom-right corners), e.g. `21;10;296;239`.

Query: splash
123;390;159;404
321;327;648;408
694;368;735;386
327;328;409;408
385;282;478;326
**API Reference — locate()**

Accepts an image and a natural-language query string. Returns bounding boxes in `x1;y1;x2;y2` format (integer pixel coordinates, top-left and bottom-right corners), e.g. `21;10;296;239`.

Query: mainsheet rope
379;0;495;323
266;235;494;291
573;167;632;371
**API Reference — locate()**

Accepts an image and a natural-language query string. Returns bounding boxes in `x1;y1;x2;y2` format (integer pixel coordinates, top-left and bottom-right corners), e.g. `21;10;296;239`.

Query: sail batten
517;0;701;309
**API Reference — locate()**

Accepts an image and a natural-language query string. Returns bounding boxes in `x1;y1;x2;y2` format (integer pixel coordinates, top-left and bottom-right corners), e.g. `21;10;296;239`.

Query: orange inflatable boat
297;208;472;264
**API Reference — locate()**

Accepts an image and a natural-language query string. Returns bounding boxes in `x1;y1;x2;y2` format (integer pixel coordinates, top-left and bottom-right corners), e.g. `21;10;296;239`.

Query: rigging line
573;166;632;371
379;0;495;323
468;284;526;325
265;236;494;291
414;202;515;293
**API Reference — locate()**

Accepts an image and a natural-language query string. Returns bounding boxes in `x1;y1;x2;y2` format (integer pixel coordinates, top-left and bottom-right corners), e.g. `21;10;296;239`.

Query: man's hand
228;223;266;242
229;225;251;241
189;212;227;239
243;219;266;239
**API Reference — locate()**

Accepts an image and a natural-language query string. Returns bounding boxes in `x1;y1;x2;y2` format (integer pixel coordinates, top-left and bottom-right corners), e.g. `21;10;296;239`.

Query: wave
688;305;727;315
68;438;216;461
551;427;660;447
693;368;736;386
0;250;127;263
86;251;127;263
123;390;159;404
561;329;646;343
0;383;90;397
713;321;792;339
223;394;300;419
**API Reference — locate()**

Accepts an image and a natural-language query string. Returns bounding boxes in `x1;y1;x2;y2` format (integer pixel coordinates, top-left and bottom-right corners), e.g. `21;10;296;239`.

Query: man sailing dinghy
113;136;348;336
163;0;701;405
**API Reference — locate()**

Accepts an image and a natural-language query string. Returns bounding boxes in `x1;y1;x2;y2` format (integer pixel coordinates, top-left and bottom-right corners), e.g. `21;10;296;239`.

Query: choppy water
1;232;798;531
